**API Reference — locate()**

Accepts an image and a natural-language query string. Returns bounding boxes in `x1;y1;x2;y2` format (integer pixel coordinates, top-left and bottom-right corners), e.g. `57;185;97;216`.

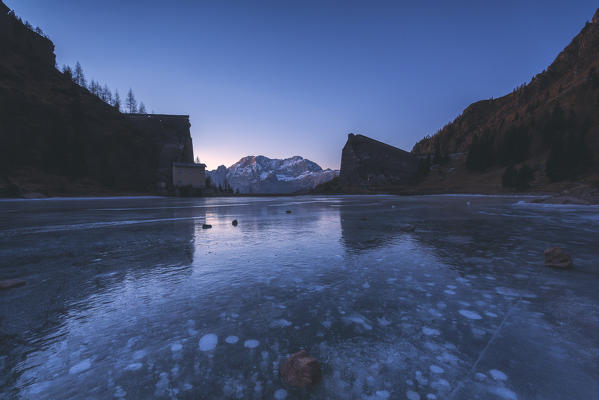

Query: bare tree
126;89;137;113
113;90;121;112
89;80;100;96
138;102;146;113
62;65;73;81
102;84;112;104
74;62;87;88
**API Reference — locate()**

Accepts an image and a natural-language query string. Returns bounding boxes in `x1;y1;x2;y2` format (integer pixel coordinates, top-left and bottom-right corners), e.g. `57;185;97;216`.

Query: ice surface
124;363;143;371
492;387;518;399
270;319;292;328
68;359;92;374
422;327;440;336
1;195;598;399
429;365;444;374
407;390;420;400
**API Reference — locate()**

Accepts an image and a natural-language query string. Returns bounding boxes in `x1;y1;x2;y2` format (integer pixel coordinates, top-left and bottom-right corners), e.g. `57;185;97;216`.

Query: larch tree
73;62;87;88
126;89;137;113
62;65;73;81
89;80;99;96
138;102;146;113
102;85;112;104
113;90;121;112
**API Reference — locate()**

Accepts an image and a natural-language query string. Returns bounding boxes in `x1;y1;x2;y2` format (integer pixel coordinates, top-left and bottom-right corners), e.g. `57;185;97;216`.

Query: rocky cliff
208;155;338;194
338;134;418;192
410;8;599;194
124;114;194;191
0;1;193;196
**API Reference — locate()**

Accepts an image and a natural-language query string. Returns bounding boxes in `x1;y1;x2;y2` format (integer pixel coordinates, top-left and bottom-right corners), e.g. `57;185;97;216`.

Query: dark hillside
0;1;192;196
411;9;599;194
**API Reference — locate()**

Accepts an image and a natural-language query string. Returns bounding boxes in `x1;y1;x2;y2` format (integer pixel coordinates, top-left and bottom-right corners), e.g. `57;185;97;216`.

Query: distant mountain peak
208;155;337;194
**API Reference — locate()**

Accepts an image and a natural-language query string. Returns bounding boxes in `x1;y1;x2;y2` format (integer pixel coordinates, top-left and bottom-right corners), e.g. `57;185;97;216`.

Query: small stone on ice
199;334;218;351
376;390;390;399
544;247;573;268
274;389;287;399
0;279;27;290
279;350;322;387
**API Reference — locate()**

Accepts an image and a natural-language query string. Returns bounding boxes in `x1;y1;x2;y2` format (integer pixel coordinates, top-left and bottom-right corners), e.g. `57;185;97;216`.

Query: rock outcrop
338;133;418;191
207;156;338;194
124;114;194;190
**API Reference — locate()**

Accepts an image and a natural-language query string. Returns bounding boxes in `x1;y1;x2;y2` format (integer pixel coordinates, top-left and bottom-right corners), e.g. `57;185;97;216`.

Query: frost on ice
199;334;218;351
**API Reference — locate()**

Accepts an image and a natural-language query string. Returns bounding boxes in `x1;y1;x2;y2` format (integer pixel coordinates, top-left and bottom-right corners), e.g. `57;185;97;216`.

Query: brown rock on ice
544;247;573;268
0;279;27;290
399;224;415;232
279;350;322;387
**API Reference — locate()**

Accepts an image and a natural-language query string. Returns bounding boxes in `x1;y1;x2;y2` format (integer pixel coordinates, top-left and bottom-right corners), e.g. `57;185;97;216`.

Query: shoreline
1;191;597;205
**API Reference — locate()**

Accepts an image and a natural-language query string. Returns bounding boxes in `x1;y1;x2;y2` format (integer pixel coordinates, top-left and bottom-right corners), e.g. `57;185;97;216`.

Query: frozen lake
1;195;598;399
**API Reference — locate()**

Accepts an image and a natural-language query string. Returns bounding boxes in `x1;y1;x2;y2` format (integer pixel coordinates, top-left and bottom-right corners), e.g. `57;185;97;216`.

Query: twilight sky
6;0;598;170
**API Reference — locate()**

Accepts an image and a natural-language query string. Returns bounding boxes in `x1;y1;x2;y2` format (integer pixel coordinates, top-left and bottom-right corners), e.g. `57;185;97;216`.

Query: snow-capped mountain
207;156;338;194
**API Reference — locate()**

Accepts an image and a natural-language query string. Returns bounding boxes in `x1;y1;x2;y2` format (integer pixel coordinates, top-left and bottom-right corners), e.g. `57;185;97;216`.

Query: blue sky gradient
6;0;598;169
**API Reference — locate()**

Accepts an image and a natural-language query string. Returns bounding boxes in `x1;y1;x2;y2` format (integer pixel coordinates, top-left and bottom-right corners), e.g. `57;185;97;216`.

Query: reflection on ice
0;195;598;399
